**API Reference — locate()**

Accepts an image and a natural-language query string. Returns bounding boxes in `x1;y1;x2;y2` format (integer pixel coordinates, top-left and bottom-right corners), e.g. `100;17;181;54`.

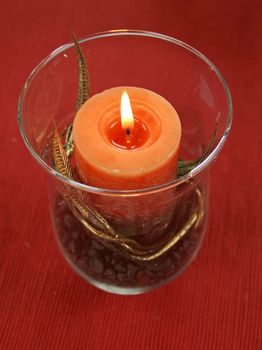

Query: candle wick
125;128;132;145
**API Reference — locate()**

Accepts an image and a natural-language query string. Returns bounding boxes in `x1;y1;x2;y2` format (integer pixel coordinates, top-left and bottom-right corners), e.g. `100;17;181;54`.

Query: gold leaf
64;35;90;157
64;123;74;157
72;33;90;111
53;126;117;237
53;127;74;179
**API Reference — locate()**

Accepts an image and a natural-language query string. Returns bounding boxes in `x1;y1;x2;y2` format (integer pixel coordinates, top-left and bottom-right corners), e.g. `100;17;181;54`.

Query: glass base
51;189;206;295
64;241;203;295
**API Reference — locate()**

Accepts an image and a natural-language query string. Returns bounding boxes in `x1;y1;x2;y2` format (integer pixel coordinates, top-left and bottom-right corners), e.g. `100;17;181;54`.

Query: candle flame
121;91;134;133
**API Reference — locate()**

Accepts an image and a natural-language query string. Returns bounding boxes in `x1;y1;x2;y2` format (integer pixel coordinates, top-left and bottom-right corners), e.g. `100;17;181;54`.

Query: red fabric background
0;1;261;349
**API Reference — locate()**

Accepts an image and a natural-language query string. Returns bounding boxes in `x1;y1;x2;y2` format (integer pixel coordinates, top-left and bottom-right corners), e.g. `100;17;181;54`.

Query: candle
73;86;181;190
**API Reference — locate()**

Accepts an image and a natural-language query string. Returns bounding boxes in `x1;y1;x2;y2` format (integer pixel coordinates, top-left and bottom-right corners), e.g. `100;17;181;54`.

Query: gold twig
131;212;198;261
69;187;203;261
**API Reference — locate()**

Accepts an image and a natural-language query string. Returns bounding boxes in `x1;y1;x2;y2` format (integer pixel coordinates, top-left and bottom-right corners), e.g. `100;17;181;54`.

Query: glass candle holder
18;30;232;295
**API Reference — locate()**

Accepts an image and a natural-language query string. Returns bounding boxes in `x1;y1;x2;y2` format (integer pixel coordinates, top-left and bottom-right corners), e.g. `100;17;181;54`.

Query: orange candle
73;86;181;190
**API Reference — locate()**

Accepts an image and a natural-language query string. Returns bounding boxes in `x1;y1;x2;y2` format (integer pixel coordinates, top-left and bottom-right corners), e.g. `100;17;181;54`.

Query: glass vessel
18;30;232;294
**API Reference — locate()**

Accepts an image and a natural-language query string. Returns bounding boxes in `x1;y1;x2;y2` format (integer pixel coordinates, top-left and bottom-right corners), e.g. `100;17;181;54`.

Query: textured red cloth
0;0;261;349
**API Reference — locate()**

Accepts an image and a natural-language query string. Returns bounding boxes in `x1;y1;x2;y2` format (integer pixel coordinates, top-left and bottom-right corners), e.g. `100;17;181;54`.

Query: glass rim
17;29;233;197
